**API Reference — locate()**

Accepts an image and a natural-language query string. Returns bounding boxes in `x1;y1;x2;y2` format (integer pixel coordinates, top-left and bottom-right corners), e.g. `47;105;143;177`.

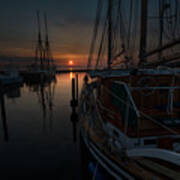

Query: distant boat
0;69;22;86
22;11;56;83
23;63;56;83
80;0;180;179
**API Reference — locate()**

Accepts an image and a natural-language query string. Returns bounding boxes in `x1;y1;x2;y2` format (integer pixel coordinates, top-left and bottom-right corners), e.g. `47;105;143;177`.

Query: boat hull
0;77;23;86
80;128;135;180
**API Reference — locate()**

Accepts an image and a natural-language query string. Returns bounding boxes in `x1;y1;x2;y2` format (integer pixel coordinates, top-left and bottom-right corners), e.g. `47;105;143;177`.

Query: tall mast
44;12;50;67
36;10;43;67
159;0;163;61
107;0;113;69
139;0;148;65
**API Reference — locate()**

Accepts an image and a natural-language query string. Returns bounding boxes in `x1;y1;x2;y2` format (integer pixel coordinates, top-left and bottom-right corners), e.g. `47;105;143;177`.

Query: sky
0;0;97;66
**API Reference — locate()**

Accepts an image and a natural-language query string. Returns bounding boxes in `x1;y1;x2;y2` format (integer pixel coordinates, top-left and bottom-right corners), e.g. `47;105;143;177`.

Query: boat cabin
94;69;180;143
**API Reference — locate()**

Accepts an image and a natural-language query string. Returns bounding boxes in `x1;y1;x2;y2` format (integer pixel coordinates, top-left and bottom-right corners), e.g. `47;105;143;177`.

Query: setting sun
68;60;74;65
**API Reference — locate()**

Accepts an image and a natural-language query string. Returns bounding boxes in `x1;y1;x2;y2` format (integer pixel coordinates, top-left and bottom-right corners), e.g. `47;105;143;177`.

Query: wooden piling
0;92;8;142
76;74;79;103
70;76;79;143
72;78;75;101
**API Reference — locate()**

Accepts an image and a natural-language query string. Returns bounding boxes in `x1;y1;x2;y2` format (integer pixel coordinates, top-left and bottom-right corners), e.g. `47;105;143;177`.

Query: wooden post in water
70;107;78;143
70;77;79;143
72;78;76;103
71;76;79;107
0;89;9;142
76;74;79;104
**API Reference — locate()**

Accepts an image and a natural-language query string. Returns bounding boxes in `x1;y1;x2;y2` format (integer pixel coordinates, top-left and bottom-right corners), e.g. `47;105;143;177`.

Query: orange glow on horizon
68;60;74;66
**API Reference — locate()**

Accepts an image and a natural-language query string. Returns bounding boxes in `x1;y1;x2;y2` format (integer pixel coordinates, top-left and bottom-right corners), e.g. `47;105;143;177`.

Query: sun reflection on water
70;71;75;79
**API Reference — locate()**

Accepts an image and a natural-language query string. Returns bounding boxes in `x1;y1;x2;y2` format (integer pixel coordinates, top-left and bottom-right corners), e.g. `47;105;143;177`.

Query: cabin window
111;82;138;127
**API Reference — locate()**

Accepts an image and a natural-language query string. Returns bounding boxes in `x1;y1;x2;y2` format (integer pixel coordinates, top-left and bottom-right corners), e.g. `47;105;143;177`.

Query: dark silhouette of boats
22;11;56;84
79;0;180;179
0;84;21;142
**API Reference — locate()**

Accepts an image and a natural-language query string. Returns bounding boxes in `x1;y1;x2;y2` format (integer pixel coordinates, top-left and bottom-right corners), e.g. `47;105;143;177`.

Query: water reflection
0;73;86;179
70;102;78;143
70;72;74;79
0;84;22;142
0;93;8;142
25;78;57;134
6;86;21;99
70;74;79;143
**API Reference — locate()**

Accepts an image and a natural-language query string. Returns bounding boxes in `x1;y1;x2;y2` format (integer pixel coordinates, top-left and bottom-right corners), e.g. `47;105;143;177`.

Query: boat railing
101;81;140;135
101;82;179;136
115;81;140;118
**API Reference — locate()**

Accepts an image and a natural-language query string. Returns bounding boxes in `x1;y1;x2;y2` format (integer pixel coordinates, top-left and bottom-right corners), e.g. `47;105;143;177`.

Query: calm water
0;73;85;179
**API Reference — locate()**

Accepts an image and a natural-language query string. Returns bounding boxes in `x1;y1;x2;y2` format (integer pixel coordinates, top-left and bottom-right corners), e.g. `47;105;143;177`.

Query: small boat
79;0;180;179
0;70;22;86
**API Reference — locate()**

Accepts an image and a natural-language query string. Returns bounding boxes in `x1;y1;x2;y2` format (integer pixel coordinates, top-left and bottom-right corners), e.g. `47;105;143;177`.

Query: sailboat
0;65;22;86
24;11;56;83
79;0;180;179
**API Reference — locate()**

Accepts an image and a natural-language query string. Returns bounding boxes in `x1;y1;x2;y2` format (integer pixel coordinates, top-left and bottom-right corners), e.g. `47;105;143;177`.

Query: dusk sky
0;0;97;66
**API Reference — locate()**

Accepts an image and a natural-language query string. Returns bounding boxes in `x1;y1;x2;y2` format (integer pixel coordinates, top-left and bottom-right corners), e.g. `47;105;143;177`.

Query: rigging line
111;0;127;64
147;1;158;51
119;0;126;47
87;0;103;69
102;85;179;135
130;3;135;54
165;0;178;39
96;15;108;69
145;38;180;58
97;35;107;69
172;0;179;36
107;0;113;69
127;0;133;49
96;19;108;70
163;0;175;40
169;0;175;36
173;0;178;37
112;7;117;54
100;33;108;68
119;1;129;50
112;2;120;56
131;0;139;54
113;0;125;58
158;0;166;60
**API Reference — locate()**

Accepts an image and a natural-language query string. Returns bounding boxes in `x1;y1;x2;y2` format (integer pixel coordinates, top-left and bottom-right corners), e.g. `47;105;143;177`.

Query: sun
68;60;74;66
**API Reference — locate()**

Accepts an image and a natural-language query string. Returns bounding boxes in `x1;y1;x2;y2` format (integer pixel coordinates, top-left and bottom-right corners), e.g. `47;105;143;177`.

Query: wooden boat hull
79;72;180;179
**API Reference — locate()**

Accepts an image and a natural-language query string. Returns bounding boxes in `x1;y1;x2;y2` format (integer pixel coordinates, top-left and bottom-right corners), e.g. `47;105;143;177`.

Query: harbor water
0;73;85;179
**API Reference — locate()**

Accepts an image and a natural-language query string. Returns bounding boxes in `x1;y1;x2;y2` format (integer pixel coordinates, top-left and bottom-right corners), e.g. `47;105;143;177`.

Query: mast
107;0;113;69
44;12;50;67
139;0;148;65
36;11;44;68
159;0;163;61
